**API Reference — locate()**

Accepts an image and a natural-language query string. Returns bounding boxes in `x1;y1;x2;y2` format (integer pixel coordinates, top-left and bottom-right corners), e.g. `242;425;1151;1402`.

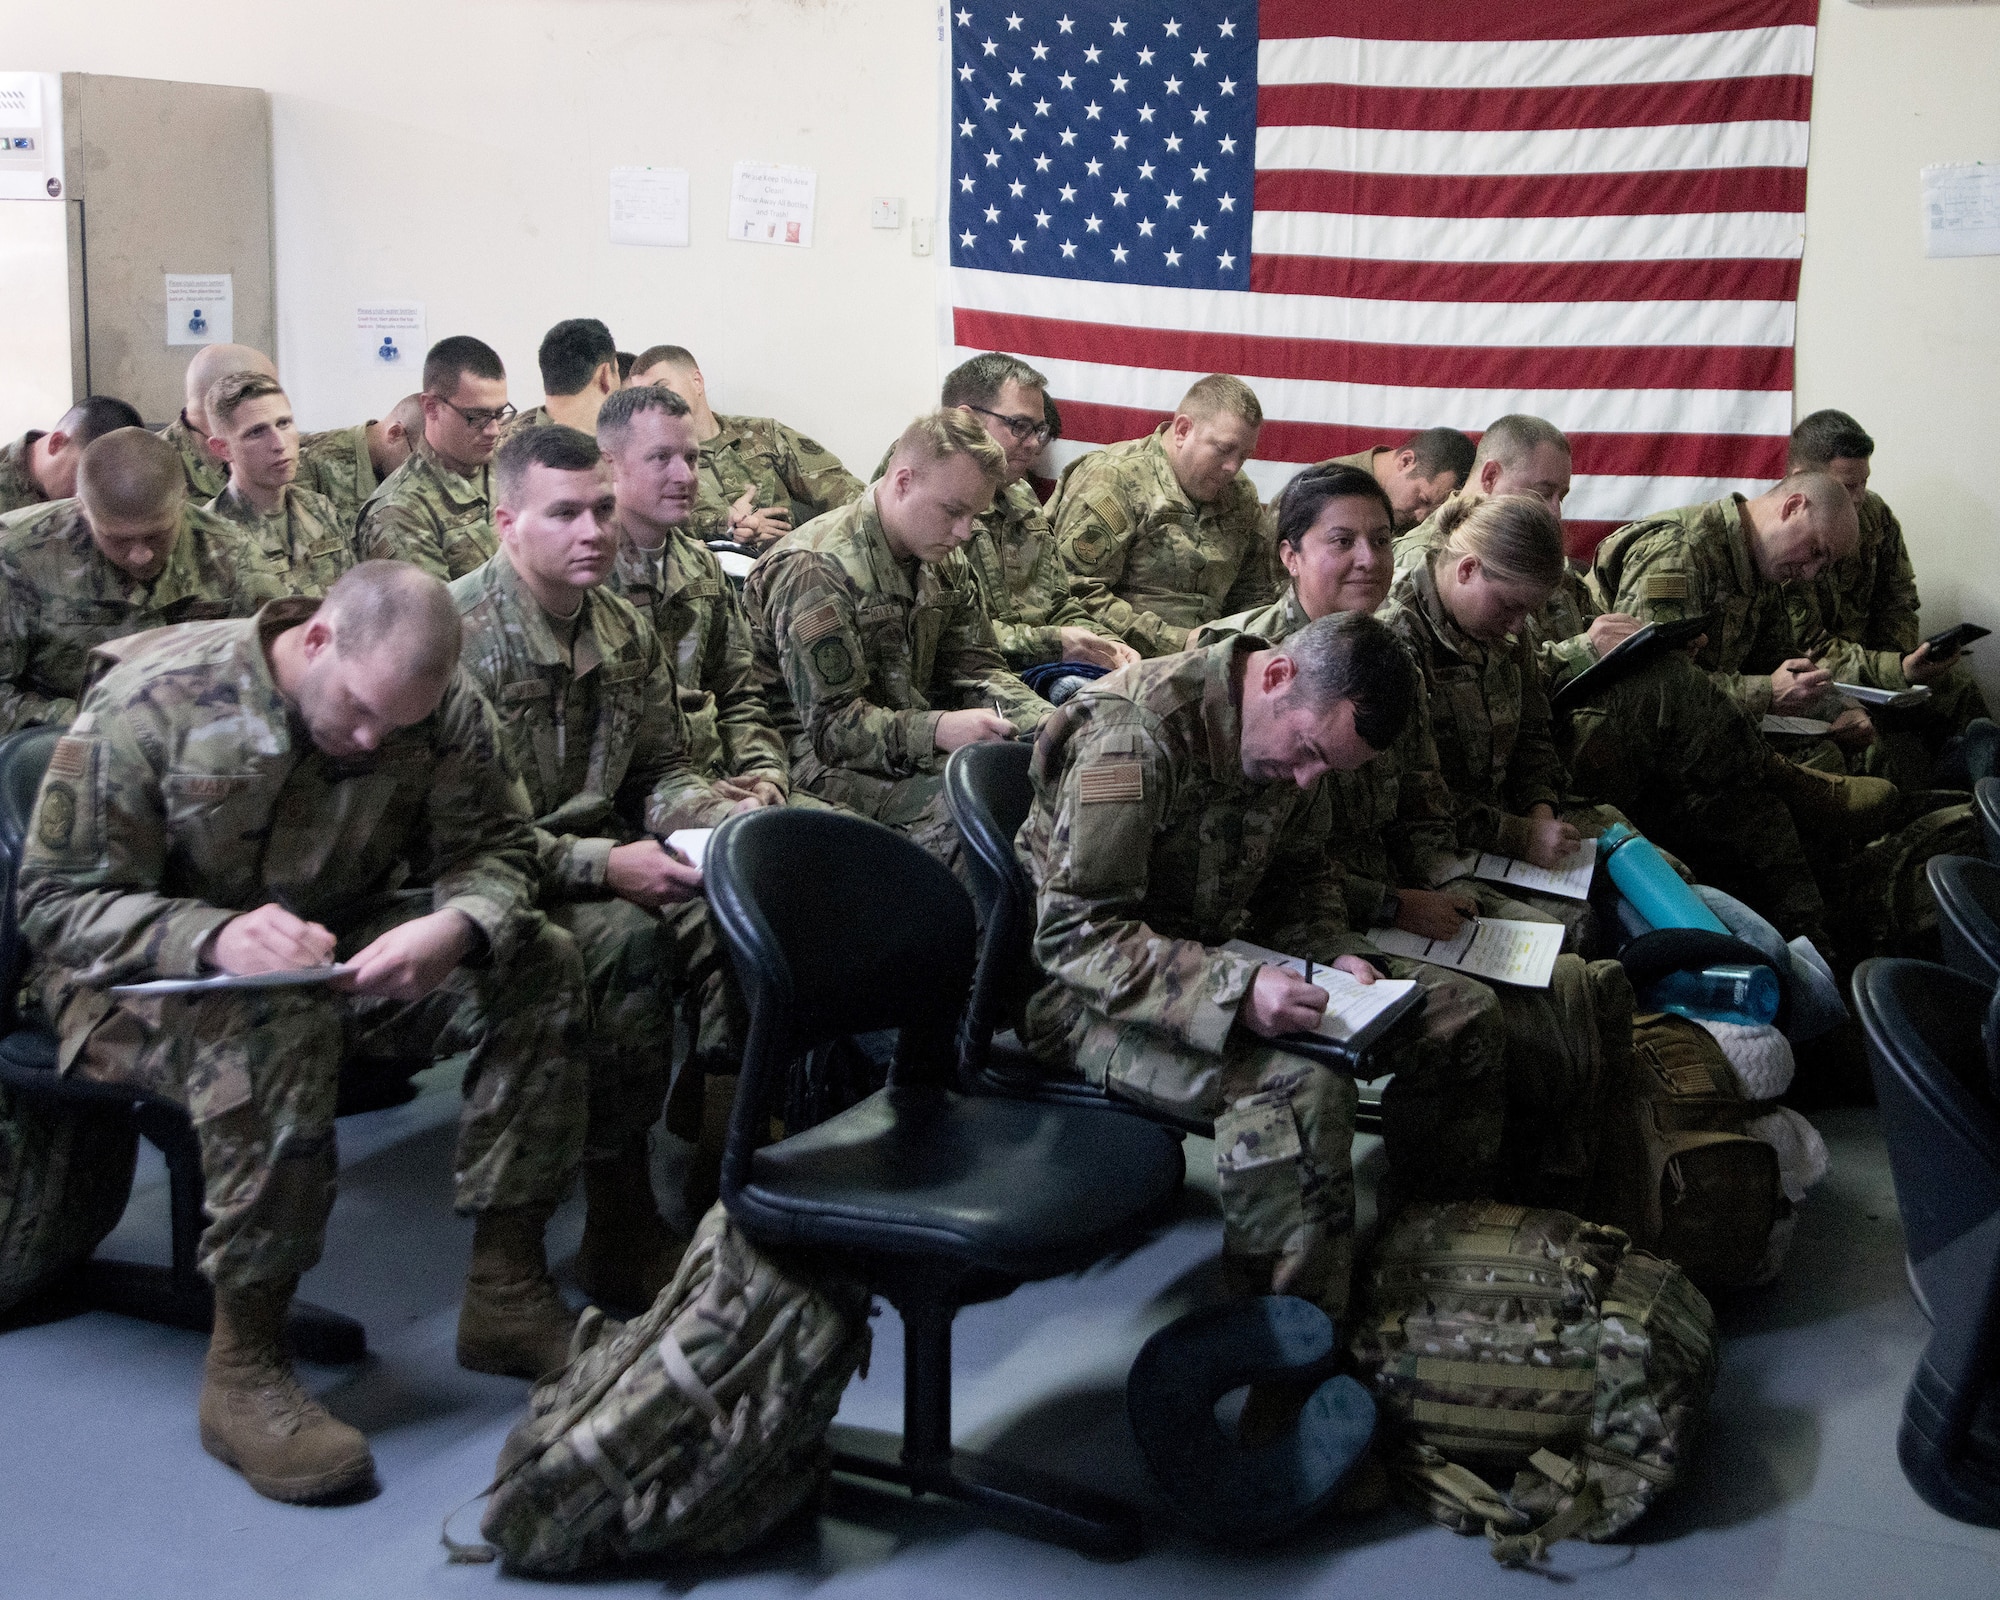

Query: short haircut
1404;427;1477;487
536;318;617;396
597;383;693;453
1789;409;1874;469
616;350;635;382
423;335;505;397
941;351;1049;410
55;395;144;447
1431;492;1565;591
1279;611;1418;754
321;560;462;683
1273;464;1394;551
205;370;287;432
387;392;427;435
631;343;698;378
1177;372;1264;428
1470;414;1569;475
1044;392;1063;442
76;428;183;520
889;407;1007;482
493;424;603;509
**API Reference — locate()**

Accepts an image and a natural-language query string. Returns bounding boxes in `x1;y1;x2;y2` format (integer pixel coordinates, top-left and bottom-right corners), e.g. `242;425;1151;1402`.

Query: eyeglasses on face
970;405;1053;446
432;395;517;430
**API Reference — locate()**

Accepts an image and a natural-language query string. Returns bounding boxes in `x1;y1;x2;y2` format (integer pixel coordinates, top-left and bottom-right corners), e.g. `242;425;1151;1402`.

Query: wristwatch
1376;890;1402;928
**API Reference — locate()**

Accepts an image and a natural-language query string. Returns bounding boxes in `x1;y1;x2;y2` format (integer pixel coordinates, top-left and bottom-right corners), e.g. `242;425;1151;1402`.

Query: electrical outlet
871;197;902;230
911;217;933;257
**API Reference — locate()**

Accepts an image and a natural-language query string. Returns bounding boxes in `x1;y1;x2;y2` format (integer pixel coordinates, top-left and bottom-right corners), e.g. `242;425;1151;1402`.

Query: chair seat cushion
735;1084;1186;1280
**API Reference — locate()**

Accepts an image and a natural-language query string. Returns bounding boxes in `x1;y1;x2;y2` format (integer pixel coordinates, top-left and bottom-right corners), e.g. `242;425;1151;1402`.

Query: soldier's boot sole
198;1375;376;1505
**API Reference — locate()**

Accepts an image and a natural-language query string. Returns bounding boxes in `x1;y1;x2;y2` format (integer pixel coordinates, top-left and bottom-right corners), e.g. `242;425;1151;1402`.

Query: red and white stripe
943;0;1818;556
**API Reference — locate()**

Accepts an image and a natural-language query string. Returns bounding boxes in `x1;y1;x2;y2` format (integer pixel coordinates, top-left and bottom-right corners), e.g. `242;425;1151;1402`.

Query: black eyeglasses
432;395;517;430
970;405;1053;446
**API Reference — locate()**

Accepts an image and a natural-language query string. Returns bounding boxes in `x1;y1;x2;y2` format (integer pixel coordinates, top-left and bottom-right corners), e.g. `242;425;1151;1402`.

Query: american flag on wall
940;0;1818;554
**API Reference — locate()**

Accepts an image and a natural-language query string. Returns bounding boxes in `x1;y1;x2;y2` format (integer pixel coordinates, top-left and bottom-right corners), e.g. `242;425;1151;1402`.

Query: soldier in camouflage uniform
745;409;1048;868
500;318;621;447
356;335;510;579
1019;612;1508;1318
628;344;863;552
18;563;593;1503
295;394;423;528
0;429;287;734
199;372;355;597
1314;427;1476;532
0;396;145;516
163;342;279;500
1782;409;1991;786
455;426;751;1308
1202;465;1628;1216
1048;373;1275;657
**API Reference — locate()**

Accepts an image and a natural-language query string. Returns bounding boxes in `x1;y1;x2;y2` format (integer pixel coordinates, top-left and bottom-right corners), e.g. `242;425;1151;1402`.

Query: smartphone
1924;622;1991;659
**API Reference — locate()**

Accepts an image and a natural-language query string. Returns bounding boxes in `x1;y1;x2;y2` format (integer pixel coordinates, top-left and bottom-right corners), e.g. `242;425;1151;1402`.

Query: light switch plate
871;197;902;229
911;217;933;256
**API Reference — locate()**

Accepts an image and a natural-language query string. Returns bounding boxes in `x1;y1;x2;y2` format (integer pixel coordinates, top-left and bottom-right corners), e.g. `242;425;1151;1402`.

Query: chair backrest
1978;777;2000;866
1926;854;2000;990
0;727;64;1032
704;807;980;1188
943;742;1043;1080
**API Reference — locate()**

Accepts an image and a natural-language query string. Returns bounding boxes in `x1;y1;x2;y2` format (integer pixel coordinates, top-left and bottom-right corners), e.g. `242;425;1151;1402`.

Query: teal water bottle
1599;822;1729;934
1642;963;1781;1027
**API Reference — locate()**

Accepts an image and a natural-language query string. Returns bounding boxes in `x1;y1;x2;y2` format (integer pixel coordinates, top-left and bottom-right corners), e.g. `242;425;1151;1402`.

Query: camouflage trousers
546;895;741;1164
1370;957;1509;1213
54;895;588;1292
1852;663;1991;788
793;757;964;872
1560;654;1830;946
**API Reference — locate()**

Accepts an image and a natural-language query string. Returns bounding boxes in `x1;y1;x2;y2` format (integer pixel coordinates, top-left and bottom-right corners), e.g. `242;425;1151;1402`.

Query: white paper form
664;828;713;870
1472;836;1596;902
610;166;690;248
1923;162;2000;259
728;162;816;247
1222;939;1419;1043
1371;917;1564;989
113;964;356;998
165;273;232;346
355;301;425;373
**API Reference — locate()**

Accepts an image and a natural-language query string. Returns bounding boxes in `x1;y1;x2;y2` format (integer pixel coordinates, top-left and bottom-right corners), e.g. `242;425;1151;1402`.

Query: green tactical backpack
0;1085;139;1314
1833;800;1977;964
456;1205;872;1577
1351;1200;1719;1566
1629;1012;1786;1291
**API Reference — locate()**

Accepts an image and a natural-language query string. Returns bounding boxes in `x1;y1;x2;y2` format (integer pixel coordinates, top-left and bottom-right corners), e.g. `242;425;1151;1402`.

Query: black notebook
1550;614;1715;714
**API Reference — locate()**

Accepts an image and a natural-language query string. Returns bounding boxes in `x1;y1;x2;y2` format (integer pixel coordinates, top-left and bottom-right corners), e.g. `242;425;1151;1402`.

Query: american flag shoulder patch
1078;759;1144;806
47;736;92;779
1643;573;1691;601
793;601;843;647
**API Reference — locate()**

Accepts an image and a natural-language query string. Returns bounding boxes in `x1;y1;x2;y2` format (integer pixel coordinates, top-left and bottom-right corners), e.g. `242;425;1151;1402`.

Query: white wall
3;0;1996;708
0;0;945;472
1796;0;2000;706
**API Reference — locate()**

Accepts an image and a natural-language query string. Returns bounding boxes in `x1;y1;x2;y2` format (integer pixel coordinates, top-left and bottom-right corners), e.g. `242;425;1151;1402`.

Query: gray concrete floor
3;1071;1998;1599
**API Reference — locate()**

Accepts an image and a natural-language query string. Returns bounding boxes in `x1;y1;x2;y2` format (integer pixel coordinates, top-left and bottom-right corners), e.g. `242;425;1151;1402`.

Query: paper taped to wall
165;274;232;347
1922;162;2000;259
610;166;690;248
729;162;816;247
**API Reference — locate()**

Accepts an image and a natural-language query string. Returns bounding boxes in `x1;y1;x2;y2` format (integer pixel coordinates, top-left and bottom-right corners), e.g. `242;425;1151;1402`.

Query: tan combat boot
456;1206;579;1379
198;1283;375;1504
575;1138;688;1310
1766;758;1898;840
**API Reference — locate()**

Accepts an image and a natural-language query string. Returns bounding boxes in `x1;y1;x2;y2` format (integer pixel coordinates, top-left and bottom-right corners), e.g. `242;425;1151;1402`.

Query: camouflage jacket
296;424;382;527
498;405;555;444
162;412;229;501
0;499;288;734
0;432;49;516
966;477;1102;667
1200;588;1466;927
609;521;790;789
1048;426;1274;657
355;435;495;581
451;551;733;897
743;489;1047;793
1385;555;1565;859
18;599;543;1060
693;413;864;544
205;482;356;598
1786;491;1922;689
1588;495;1806;718
1016;636;1375;1060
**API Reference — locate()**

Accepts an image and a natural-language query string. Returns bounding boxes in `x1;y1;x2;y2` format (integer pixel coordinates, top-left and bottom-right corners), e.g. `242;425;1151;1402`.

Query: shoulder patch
1643;574;1690;601
1077;758;1144;806
794;601;843;646
1080;490;1130;539
37;782;76;849
809;636;855;687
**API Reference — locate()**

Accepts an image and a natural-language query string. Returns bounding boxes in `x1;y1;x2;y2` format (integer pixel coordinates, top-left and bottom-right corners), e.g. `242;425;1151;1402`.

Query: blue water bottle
1598;822;1730;934
1642;963;1781;1027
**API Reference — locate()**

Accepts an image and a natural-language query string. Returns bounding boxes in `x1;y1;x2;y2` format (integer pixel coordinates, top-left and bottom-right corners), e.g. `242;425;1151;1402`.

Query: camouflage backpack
455;1205;872;1577
1628;1012;1786;1291
1834;800;1977;964
1351;1200;1718;1565
0;1085;139;1314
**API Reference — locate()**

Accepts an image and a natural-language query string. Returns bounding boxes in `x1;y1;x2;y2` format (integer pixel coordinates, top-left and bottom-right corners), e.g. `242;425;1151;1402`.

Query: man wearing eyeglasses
356;336;514;580
933;353;1138;675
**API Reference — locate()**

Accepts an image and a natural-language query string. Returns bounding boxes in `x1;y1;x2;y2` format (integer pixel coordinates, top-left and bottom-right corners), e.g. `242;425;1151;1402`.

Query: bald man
166;343;279;499
19;562;594;1504
0;396;146;516
297;394;425;528
0;428;287;733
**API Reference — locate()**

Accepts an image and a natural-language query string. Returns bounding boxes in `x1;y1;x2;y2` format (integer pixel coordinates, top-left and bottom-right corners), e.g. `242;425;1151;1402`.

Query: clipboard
1274;983;1427;1076
1550;614;1714;714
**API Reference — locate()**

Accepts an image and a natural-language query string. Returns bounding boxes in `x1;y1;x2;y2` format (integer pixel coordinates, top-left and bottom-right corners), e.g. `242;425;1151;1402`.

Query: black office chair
1928;855;2000;990
704;806;1187;1558
0;727;363;1362
1852;958;2000;1526
1977;778;2000;866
